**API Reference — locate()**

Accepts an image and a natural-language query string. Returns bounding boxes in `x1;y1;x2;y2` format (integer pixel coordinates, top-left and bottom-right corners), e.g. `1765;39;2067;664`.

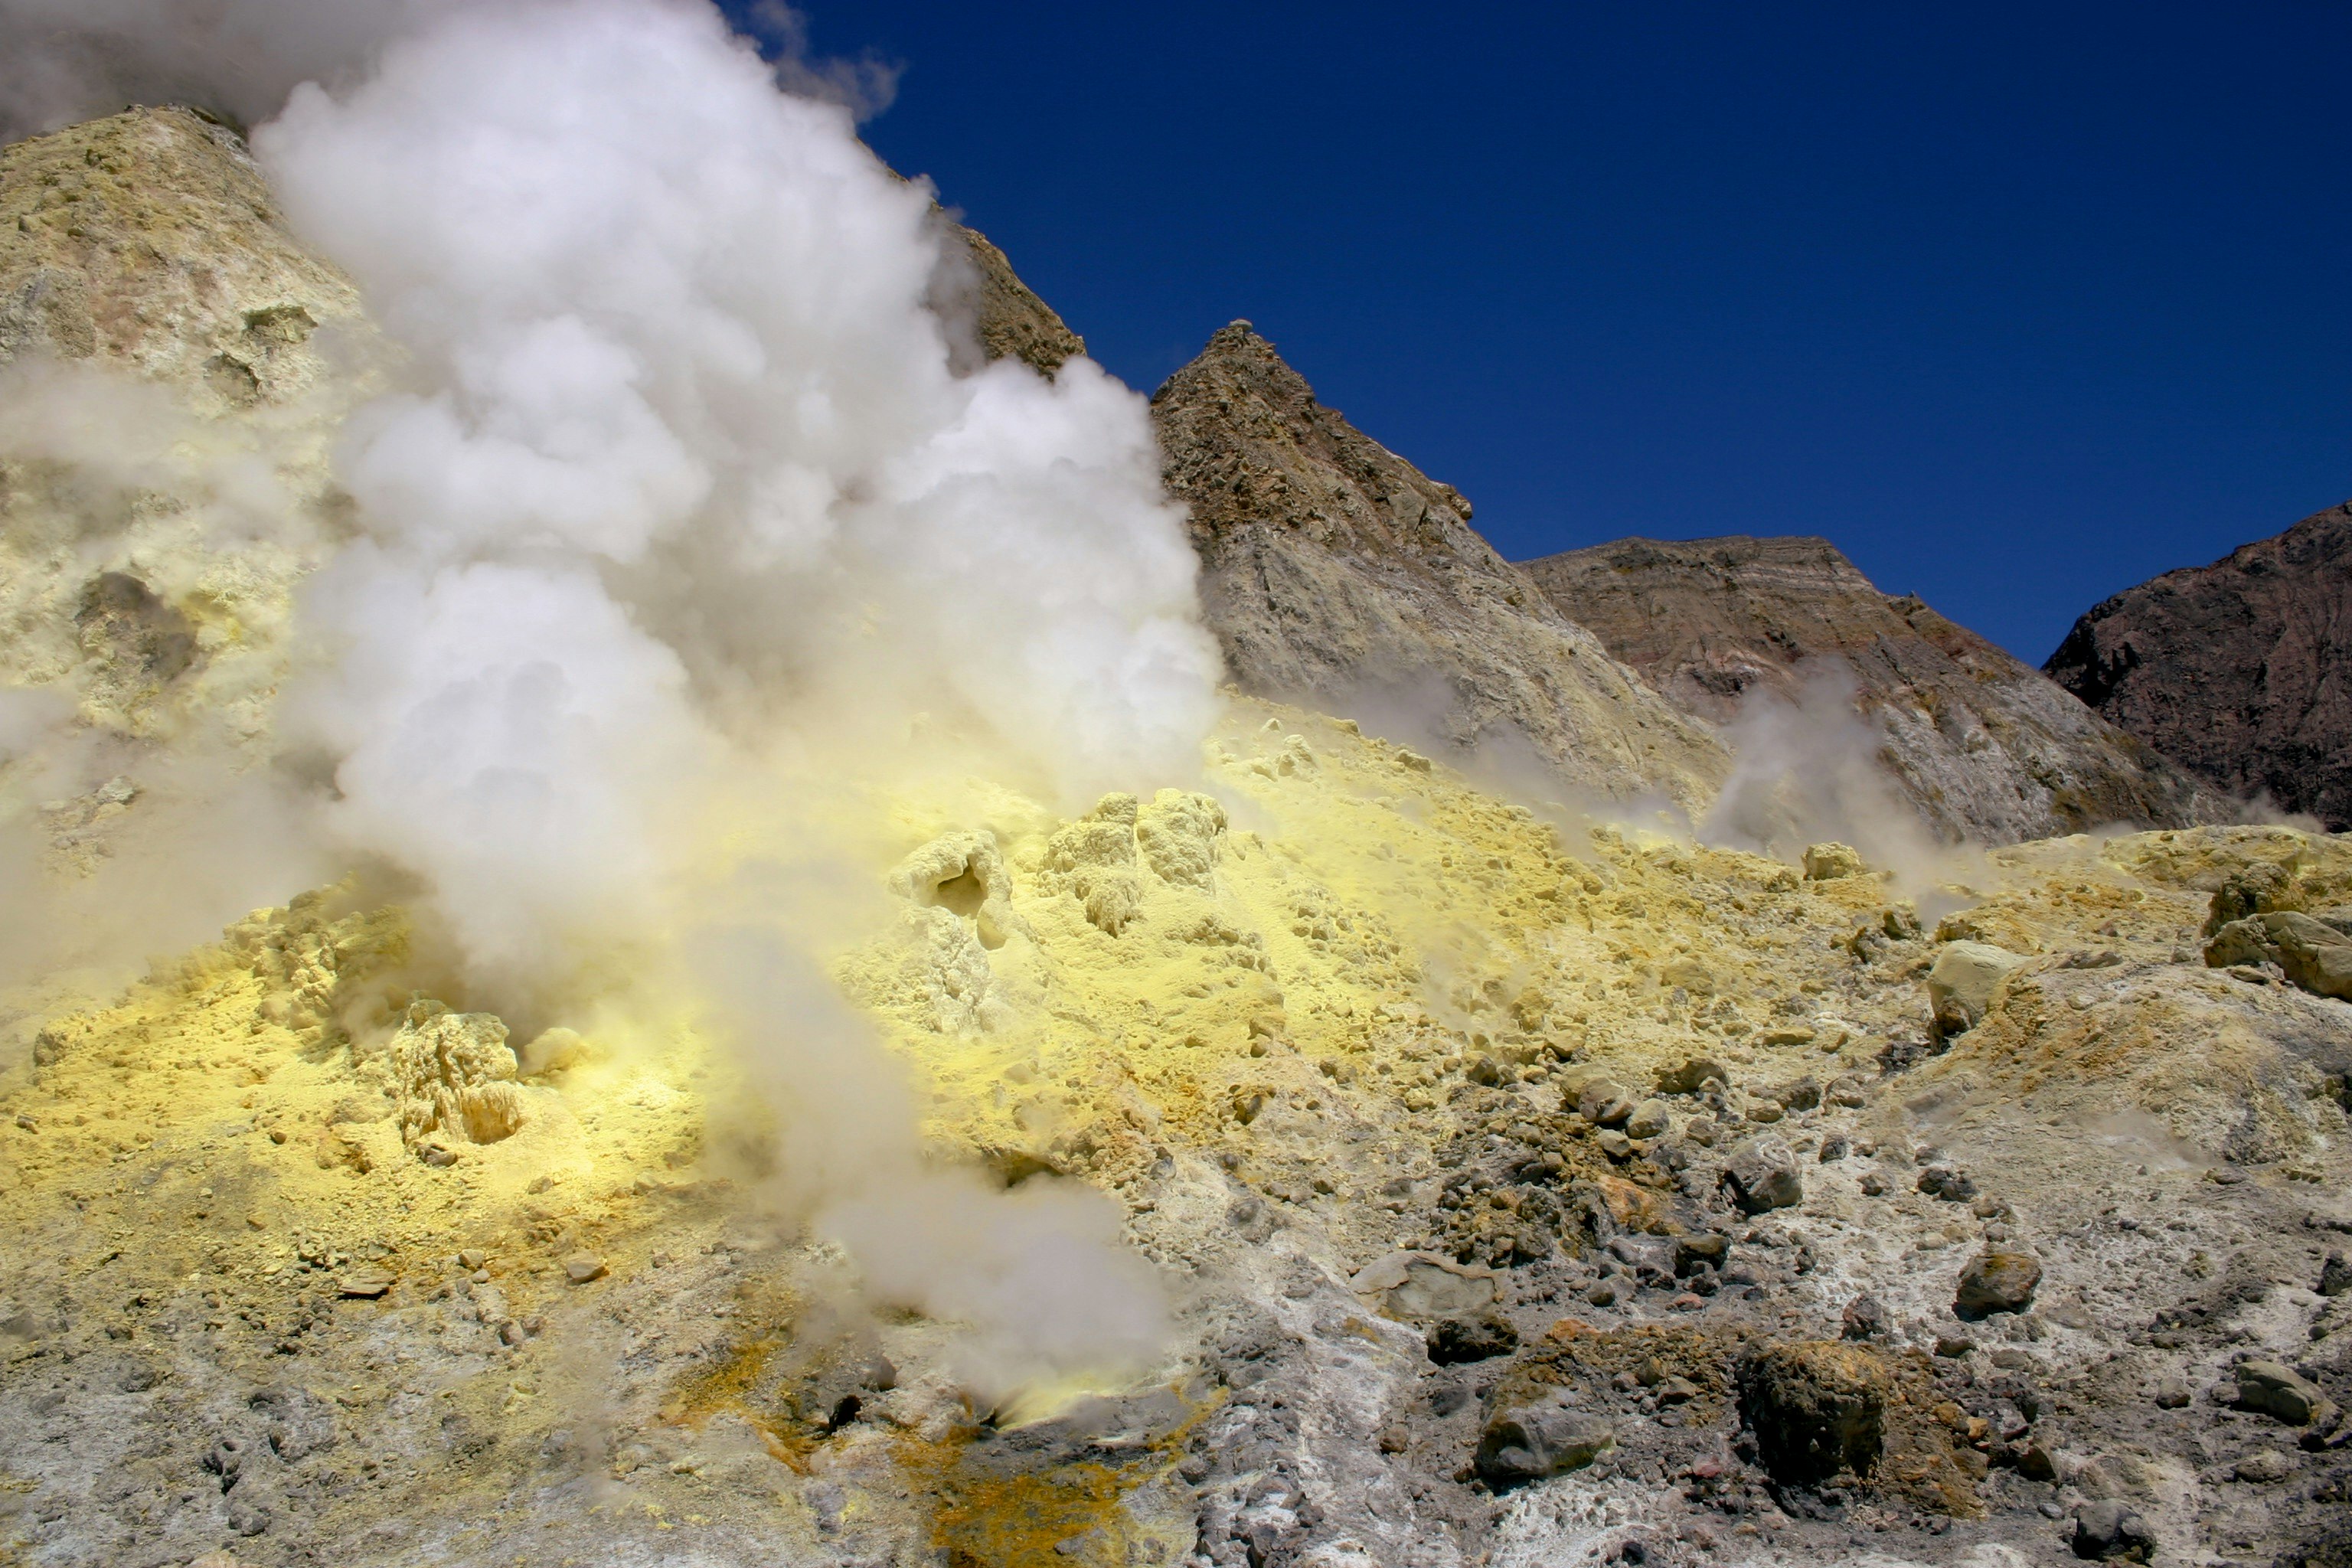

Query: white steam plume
1700;660;1971;891
2;0;1216;1393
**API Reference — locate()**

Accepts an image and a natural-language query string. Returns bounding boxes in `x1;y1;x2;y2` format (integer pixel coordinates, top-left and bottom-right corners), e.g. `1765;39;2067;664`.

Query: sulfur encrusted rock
1927;941;2025;1035
390;1001;524;1150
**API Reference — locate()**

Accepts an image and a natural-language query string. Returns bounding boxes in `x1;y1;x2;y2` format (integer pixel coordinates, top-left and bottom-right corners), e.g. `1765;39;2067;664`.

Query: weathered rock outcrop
1151;323;1727;809
950;222;1085;376
1523;534;2227;844
0;103;361;391
2045;501;2352;830
0;105;367;748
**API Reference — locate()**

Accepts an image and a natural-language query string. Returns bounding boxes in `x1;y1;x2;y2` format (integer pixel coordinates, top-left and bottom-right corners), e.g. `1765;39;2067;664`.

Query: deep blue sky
752;2;2350;663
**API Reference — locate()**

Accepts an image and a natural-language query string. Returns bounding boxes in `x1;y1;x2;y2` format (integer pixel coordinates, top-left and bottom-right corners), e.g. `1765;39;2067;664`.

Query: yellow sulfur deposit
5;692;2347;1564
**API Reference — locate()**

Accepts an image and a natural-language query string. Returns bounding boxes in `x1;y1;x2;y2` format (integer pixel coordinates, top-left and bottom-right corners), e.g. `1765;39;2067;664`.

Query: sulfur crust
5;681;2347;1557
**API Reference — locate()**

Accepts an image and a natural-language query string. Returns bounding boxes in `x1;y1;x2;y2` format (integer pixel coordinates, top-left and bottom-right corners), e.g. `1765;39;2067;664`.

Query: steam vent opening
928;867;989;920
2;15;2344;1568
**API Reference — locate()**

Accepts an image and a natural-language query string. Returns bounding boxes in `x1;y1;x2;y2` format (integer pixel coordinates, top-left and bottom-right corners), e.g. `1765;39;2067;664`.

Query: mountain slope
1151;322;1727;811
1523;534;2229;844
2046;501;2352;830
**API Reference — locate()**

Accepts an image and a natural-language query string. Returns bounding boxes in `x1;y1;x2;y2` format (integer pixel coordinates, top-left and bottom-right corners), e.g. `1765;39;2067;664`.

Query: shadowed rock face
2045;501;2352;831
1148;322;1728;811
1522;534;2227;844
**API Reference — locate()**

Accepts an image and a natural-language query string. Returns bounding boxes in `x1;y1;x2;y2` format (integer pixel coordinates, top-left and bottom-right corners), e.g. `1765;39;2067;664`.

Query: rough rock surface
0;106;368;752
6;110;2352;1568
2046;500;2352;830
1152;324;1728;812
0;104;362;387
949;221;1086;375
1524;534;2228;844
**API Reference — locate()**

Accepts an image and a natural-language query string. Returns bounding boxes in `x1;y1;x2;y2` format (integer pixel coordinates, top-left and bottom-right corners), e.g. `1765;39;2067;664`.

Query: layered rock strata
1524;534;2228;844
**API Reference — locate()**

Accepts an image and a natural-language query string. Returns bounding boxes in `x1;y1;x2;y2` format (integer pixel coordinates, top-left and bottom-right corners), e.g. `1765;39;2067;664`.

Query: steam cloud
0;0;1217;1392
1699;661;1971;892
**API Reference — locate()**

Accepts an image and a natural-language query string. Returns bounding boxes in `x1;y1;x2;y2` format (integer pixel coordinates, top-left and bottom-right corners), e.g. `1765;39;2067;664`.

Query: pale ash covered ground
2;704;2348;1568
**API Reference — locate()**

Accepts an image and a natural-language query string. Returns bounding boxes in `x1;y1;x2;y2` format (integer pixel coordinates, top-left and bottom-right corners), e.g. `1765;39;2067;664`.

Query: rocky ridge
2045;501;2352;831
1152;323;1729;815
1523;535;2229;846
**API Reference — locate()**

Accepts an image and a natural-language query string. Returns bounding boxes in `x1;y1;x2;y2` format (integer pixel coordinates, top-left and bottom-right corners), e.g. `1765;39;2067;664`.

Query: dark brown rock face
1150;323;1726;809
1523;534;2226;844
2044;502;2352;831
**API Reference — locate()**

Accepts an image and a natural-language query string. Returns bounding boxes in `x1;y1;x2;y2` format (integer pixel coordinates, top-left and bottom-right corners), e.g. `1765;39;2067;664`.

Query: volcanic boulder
2203;911;2352;1001
1954;1252;2041;1318
1737;1340;1889;1485
1722;1135;1804;1214
1475;1391;1615;1485
1926;942;2025;1035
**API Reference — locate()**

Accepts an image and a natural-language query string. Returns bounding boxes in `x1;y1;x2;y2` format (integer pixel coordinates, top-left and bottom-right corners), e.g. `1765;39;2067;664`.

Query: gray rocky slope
1152;322;1729;815
1524;535;2231;846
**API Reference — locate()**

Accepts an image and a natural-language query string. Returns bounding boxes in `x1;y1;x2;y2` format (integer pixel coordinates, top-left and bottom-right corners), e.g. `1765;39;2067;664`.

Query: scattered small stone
1932;1334;1972;1359
1818;1134;1849;1162
563;1254;609;1285
2069;1499;2155;1563
2233;1449;2295;1483
1858;1171;1888;1196
1655;1057;1730;1096
1954;1251;2041;1318
1655;1376;1699;1403
338;1268;395;1299
225;1494;272;1536
2233;1360;2339;1428
1916;1166;1978;1202
2152;1375;2189;1409
1841;1294;1890;1341
1578;1080;1636;1126
1625;1098;1672;1140
1596;1129;1634;1160
2320;1252;2351;1297
1426;1312;1518;1365
457;1249;487;1270
1673;1232;1729;1276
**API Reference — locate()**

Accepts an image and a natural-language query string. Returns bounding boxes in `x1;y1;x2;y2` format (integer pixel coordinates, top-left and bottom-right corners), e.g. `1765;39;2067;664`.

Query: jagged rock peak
1152;322;1728;810
952;221;1085;376
1524;533;2230;844
2046;500;2352;830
